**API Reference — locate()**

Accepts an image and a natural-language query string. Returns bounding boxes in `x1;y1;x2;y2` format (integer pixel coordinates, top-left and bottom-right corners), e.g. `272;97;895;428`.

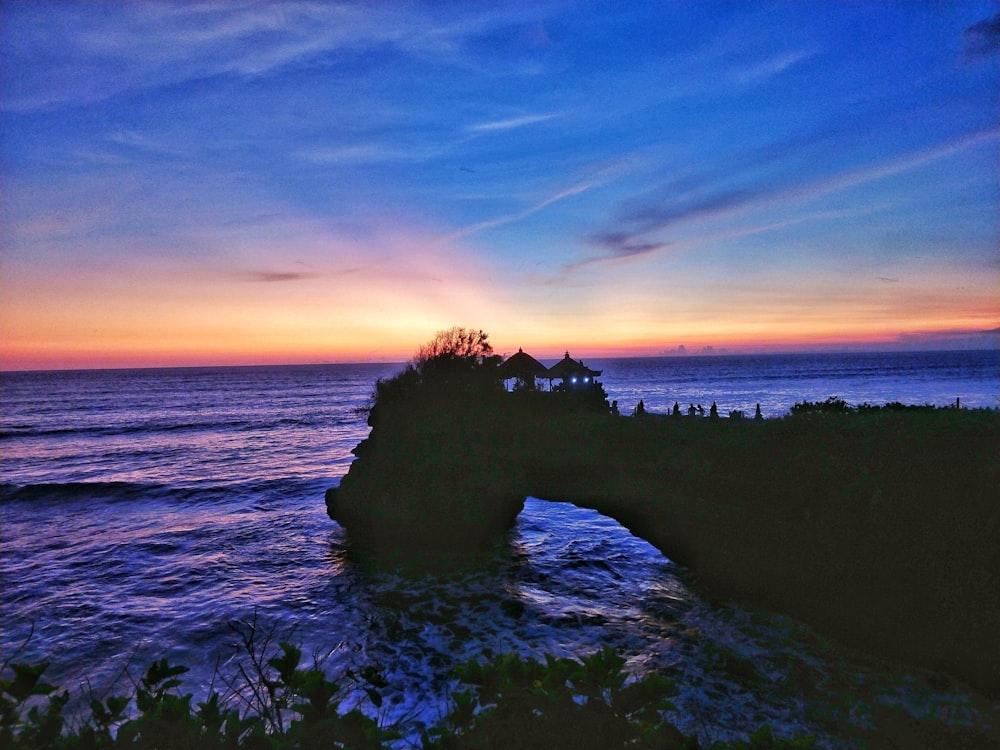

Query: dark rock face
329;394;1000;694
327;388;528;556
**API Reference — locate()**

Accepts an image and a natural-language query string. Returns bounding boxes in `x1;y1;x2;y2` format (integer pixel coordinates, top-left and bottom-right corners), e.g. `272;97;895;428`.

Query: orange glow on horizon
2;220;996;371
4;318;996;372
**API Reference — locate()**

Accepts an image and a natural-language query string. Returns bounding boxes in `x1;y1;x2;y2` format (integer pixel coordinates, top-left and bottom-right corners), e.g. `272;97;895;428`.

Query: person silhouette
635;399;646;416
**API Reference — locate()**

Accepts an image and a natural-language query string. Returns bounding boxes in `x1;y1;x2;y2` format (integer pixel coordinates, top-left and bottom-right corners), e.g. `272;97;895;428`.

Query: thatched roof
545;352;602;380
497;348;549;380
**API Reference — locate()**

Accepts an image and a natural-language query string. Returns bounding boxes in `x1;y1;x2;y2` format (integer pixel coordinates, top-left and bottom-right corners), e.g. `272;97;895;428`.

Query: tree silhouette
412;326;499;376
370;327;502;417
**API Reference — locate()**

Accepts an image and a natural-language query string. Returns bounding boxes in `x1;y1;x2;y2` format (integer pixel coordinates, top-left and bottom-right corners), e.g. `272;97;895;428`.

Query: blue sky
1;1;998;368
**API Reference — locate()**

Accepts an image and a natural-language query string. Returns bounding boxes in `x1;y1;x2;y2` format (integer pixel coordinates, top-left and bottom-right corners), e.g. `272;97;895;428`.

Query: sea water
2;351;998;744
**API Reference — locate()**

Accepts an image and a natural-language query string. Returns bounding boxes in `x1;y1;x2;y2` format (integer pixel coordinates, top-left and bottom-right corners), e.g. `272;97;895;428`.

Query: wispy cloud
584;234;673;261
798;129;997;198
107;130;187;158
242;271;317;283
238;265;369;283
962;14;1000;59
1;3;551;113
467;113;558;133
560;239;672;273
443;156;635;243
444;179;600;242
294;143;432;166
732;49;814;85
565;207;875;274
578;129;998;267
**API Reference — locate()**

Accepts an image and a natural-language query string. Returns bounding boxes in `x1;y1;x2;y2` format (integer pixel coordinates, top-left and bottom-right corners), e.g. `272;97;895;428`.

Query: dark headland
327;332;1000;695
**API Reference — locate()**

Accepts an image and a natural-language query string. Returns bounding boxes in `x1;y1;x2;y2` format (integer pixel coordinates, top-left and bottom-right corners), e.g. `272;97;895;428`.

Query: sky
1;1;998;370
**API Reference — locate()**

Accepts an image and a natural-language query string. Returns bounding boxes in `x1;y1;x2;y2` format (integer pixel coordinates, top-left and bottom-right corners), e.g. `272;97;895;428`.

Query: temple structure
544;351;602;392
497;349;603;393
496;348;548;390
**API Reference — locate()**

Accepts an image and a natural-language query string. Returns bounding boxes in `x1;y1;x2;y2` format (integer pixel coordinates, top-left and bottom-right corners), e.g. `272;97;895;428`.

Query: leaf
4;663;55;702
267;642;302;685
197;691;222;726
358;665;388;689
107;694;128;716
142;658;189;692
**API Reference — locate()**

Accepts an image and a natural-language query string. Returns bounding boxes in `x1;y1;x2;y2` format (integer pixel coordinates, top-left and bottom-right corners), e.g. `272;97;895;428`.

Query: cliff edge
327;336;1000;694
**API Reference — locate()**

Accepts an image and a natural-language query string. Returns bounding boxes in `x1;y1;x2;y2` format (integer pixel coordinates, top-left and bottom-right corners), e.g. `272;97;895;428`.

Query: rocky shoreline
328;384;1000;695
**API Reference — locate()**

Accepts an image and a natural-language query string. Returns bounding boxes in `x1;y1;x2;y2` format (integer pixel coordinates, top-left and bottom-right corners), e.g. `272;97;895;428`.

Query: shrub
423;648;686;749
365;328;504;424
789;397;850;414
0;619;397;750
1;640;699;750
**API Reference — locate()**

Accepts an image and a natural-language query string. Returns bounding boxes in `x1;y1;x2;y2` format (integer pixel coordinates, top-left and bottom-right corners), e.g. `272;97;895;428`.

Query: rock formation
327;348;1000;694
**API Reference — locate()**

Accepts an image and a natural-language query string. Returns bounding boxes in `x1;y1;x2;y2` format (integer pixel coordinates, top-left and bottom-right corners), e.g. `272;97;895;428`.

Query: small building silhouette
497;347;549;390
545;351;602;391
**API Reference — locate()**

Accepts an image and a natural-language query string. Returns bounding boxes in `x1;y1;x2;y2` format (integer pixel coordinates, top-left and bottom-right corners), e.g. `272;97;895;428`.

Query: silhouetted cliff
327;353;1000;693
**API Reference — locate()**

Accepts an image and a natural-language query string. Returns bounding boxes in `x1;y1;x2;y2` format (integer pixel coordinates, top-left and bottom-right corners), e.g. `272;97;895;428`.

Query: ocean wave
237;417;318;431
0;416;330;441
0;421;245;440
0;481;169;504
0;476;331;506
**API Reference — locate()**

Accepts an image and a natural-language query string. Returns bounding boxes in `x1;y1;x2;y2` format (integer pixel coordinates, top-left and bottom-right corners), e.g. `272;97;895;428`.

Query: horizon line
3;342;997;375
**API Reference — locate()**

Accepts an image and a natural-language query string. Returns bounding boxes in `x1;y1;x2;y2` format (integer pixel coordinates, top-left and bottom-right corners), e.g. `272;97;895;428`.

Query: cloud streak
467;113;558;133
962;14;1000;59
443;179;601;242
732;49;814;85
237;265;369;283
294;143;434;166
579;129;998;266
242;271;316;283
1;3;552;113
565;207;878;274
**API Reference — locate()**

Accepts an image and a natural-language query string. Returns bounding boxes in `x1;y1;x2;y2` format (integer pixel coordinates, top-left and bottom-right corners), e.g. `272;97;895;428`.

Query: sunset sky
2;2;998;370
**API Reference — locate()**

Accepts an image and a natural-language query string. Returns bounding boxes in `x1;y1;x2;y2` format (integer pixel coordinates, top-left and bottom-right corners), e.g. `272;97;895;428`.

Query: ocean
1;350;998;744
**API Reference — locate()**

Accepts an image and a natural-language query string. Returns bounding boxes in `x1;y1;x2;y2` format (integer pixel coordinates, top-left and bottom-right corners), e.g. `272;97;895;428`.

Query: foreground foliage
1;621;396;750
422;648;688;749
1;638;827;750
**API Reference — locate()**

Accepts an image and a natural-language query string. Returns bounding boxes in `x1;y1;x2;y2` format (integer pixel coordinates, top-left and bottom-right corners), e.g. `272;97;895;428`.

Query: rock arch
327;394;1000;694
